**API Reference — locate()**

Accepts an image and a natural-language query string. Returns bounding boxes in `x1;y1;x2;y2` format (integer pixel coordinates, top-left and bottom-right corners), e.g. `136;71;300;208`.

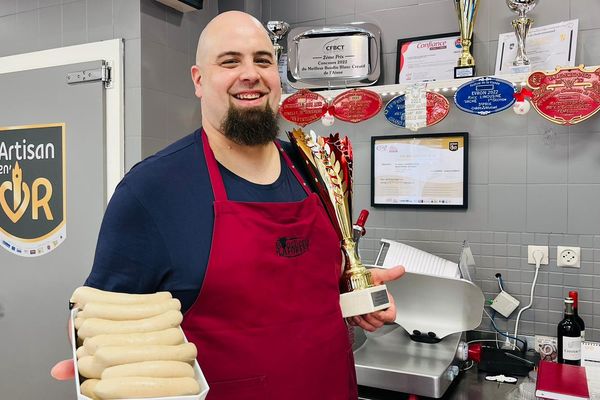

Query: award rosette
287;129;390;318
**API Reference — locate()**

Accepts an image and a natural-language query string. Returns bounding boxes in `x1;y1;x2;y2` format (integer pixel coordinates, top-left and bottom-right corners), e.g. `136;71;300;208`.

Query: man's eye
256;58;273;65
221;59;239;66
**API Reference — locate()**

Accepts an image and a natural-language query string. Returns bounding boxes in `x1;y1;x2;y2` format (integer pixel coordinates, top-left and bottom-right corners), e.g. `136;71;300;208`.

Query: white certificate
397;34;462;84
495;19;578;75
372;134;467;208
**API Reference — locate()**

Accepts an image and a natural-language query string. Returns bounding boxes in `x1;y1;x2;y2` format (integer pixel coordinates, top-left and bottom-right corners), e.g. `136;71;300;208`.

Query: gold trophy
453;0;480;79
288;129;390;318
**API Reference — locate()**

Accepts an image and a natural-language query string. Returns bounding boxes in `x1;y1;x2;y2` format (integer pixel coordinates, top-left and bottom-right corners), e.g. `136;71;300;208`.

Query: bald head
195;11;274;66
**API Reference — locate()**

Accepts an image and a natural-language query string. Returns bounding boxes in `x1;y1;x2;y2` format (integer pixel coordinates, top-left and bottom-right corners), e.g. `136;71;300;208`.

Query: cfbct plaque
286;23;381;90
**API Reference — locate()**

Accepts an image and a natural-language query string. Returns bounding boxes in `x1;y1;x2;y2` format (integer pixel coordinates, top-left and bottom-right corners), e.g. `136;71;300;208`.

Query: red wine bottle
568;290;585;342
557;297;581;365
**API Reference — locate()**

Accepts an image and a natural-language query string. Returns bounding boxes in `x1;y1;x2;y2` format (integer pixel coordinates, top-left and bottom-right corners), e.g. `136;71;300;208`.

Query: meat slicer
352;240;485;398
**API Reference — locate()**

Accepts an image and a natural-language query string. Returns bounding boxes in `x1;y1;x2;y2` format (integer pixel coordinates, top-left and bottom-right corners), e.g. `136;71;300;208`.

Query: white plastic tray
71;308;209;400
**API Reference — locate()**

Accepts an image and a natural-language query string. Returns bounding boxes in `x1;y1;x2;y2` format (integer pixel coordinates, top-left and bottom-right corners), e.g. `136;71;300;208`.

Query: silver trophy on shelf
506;0;539;71
266;21;295;94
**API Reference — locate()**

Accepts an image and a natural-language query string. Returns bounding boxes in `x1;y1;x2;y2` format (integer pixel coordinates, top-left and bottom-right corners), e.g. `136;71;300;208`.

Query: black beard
220;102;279;146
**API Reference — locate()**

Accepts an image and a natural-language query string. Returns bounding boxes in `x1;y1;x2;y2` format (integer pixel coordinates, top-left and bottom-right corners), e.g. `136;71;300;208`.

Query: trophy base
454;65;475;79
508;64;532;74
340;285;390;318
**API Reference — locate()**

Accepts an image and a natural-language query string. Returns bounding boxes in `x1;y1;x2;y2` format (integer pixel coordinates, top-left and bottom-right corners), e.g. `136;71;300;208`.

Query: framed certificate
396;32;463;84
495;19;578;75
371;133;468;208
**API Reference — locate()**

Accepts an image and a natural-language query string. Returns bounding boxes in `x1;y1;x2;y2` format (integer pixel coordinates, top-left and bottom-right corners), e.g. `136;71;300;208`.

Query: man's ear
191;65;202;99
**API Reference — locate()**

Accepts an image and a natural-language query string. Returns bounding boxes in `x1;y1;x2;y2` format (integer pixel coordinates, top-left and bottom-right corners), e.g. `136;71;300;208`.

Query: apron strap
275;140;312;196
201;129;228;202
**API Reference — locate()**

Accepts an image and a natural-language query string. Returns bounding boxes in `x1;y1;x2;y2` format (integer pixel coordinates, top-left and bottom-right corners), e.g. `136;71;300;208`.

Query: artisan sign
0;124;66;257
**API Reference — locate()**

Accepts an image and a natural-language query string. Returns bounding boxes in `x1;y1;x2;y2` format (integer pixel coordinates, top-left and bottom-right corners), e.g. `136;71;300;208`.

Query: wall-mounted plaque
371;133;468;208
528;65;600;125
286;23;381;90
454;77;516;116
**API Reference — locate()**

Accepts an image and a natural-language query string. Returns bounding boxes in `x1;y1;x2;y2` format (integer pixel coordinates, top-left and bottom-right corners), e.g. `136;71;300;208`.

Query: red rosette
426;92;450;126
331;89;382;123
528;66;600;125
279;89;328;127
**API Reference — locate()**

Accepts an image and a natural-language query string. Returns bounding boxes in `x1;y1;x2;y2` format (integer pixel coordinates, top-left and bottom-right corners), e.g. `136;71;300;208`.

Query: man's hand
348;265;405;332
51;359;75;380
51;317;75;380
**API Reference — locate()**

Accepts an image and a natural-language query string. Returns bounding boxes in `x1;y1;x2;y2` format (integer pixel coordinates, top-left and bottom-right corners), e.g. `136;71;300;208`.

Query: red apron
181;131;357;400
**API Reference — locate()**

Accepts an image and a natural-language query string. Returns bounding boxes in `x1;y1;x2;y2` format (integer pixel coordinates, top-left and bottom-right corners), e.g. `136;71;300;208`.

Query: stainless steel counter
357;366;525;400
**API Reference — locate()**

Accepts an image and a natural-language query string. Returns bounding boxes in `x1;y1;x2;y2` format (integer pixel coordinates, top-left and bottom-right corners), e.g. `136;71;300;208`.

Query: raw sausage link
83;327;184;355
94;343;197;367
78;298;181;321
93;377;200;399
101;360;194;379
70;286;171;309
77;310;183;339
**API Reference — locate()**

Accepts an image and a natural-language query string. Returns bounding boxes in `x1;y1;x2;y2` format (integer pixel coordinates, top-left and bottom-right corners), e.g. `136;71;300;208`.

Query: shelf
280;65;599;101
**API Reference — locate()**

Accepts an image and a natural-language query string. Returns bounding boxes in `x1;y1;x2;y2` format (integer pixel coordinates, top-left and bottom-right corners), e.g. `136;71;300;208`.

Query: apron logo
0;124;66;257
276;237;309;258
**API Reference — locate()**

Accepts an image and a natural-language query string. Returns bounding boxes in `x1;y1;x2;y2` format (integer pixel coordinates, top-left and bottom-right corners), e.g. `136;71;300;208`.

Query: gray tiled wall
270;0;600;342
139;0;216;166
0;0;143;170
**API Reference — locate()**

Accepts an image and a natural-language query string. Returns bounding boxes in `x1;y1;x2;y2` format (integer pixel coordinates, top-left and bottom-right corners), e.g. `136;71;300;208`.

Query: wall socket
528;245;549;265
557;246;580;268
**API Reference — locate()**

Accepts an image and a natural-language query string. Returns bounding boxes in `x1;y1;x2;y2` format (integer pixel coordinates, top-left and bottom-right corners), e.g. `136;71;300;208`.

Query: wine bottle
557;297;582;365
568;290;585;342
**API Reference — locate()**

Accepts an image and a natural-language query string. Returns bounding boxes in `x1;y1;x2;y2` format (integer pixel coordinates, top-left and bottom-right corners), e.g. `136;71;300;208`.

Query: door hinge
66;64;111;87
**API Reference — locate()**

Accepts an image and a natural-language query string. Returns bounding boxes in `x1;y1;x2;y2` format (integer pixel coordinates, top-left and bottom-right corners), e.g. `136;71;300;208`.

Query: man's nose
239;62;261;82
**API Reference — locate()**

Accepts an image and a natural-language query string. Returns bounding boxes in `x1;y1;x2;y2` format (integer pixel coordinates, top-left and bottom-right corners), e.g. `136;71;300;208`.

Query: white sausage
80;379;100;400
78;298;181;321
70;286;171;309
94;343;197;367
76;346;88;359
101;360;194;379
83;328;184;355
93;377;200;399
77;310;183;339
77;356;105;379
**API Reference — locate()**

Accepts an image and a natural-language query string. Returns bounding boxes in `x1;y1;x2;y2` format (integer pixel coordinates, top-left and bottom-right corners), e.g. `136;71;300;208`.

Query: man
52;11;404;399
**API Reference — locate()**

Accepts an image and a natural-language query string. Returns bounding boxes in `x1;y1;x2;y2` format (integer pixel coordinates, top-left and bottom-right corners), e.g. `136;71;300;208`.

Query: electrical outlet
528;245;549;265
557;246;580;268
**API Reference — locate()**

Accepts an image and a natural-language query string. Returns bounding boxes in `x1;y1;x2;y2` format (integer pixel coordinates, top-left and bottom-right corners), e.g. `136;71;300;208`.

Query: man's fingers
369;265;405;285
50;359;75;381
352;316;378;332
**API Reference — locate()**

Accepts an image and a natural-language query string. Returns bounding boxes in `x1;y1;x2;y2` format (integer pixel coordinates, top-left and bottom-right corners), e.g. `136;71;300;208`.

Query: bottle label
562;336;582;360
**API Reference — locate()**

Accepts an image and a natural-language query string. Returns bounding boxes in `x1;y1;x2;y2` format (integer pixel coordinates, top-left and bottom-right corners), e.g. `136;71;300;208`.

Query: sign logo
275;237;309;258
0;124;66;257
449;142;459;151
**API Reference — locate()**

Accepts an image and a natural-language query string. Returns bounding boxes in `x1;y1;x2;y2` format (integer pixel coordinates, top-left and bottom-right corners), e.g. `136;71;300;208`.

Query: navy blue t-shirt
85;129;308;312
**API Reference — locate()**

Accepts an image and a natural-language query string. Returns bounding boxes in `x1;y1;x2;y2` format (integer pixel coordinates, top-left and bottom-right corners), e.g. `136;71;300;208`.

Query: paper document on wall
377;239;460;279
583;341;600;398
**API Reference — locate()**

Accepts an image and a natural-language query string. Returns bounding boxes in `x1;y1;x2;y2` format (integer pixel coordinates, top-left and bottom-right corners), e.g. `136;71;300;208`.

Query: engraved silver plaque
287;23;381;90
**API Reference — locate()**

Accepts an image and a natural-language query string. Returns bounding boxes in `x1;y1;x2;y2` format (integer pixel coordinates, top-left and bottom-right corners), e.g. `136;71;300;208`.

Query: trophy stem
340;239;374;292
273;42;284;64
512;17;533;66
458;38;474;67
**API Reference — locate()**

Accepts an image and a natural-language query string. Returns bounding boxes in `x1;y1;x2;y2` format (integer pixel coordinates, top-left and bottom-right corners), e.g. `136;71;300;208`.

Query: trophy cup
506;0;539;72
287;129;390;318
453;0;480;79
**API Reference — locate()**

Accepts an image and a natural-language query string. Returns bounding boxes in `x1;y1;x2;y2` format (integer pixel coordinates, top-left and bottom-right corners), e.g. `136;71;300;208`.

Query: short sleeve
84;181;171;294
